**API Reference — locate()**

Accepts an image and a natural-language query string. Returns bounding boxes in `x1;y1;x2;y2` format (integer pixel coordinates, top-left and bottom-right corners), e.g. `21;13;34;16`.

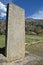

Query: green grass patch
0;35;5;48
25;34;43;44
25;34;43;57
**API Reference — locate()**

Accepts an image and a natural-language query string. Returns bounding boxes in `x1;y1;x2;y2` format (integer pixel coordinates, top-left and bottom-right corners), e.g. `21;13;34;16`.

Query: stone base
0;54;23;65
0;54;25;65
0;52;28;65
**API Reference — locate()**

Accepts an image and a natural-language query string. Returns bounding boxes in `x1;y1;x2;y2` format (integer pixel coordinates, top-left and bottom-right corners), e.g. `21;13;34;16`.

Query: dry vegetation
25;34;43;57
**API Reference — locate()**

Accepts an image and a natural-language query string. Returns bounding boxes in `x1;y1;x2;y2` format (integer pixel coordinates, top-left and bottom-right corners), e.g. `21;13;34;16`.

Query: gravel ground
0;51;43;65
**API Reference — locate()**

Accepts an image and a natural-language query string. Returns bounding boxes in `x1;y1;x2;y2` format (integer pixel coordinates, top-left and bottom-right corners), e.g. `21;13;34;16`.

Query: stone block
6;3;25;61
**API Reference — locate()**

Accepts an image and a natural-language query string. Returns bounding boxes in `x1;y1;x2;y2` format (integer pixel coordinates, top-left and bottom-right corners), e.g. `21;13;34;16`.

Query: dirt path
22;51;43;65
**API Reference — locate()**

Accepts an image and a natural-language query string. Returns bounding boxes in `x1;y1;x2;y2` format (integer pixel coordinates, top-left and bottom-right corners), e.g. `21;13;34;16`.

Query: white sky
0;2;6;18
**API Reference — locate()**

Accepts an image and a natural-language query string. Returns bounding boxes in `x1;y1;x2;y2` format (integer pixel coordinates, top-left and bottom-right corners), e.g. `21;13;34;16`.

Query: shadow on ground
0;47;6;56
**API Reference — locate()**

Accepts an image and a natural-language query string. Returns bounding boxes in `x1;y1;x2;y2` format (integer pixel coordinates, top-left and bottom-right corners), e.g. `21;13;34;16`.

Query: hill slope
25;18;43;34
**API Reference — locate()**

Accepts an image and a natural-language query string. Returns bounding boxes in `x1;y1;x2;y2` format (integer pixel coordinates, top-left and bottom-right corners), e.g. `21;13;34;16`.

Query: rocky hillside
25;18;43;34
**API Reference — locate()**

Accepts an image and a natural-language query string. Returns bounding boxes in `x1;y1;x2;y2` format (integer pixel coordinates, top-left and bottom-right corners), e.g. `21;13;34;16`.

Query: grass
0;35;5;48
35;60;43;65
25;34;43;57
25;34;43;44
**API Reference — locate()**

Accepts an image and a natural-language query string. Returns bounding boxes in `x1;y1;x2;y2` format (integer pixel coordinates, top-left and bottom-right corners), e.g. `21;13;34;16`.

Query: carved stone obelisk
6;3;25;61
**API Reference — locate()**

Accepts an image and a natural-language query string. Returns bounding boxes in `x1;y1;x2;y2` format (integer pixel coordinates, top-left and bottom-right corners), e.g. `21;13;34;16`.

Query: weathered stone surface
6;3;25;61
